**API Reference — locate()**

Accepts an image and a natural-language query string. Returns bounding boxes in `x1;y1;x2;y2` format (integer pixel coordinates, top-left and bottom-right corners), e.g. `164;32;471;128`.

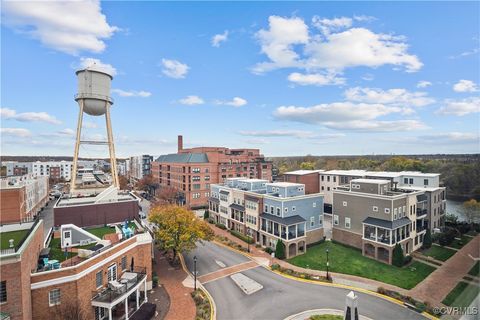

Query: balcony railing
416;208;427;216
92;267;146;304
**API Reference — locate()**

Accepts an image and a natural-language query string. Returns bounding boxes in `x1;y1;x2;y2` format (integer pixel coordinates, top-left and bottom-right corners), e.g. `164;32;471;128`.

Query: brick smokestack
178;135;183;152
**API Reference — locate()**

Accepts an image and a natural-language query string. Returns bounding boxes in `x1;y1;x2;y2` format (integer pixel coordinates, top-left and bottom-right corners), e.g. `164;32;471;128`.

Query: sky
1;1;479;158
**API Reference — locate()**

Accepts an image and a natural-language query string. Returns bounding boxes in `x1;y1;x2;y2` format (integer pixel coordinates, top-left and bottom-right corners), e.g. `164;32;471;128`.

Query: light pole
326;248;330;281
193;256;197;291
247;228;251;253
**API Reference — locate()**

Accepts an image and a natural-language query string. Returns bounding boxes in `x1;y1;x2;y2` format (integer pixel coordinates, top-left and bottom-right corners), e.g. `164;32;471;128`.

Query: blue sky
1;1;479;157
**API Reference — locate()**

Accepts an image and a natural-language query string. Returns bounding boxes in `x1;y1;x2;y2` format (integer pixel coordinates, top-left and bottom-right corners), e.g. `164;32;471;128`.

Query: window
333;176;336;183
270;206;274;214
327;176;330;182
345;217;351;229
403;206;406;216
424;179;428;186
313;202;316;208
264;205;268;212
343;201;347;207
333;215;339;225
373;206;378;212
96;271;103;288
49;289;61;306
107;264;117;282
276;207;281;216
0;281;6;303
319;215;323;225
95;307;107;320
121;256;127;270
321;175;324;181
321;186;324;191
310;216;315;227
327;187;330;191
409;178;413;184
284;207;288;213
385;208;390;214
404;178;408;184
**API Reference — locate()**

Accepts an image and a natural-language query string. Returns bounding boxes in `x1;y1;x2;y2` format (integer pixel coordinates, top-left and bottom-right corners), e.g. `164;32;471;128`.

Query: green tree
275;240;286;260
149;205;214;261
300;162;315;170
463;199;480;226
392;243;405;267
423;229;432;249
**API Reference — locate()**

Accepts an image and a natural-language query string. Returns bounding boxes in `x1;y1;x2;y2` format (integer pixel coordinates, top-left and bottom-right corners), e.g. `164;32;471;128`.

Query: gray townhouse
332;178;428;264
208;178;324;258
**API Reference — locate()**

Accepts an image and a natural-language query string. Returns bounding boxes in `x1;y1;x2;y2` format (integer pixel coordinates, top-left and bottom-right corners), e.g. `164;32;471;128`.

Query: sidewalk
210;224;409;295
410;234;480;306
153;248;196;320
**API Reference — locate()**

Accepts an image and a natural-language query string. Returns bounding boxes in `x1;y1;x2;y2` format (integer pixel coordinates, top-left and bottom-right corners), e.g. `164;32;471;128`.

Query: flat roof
267;182;303;187
323;170;367;176
351;178;391;184
398;185;445;192
285;170;324;175
365;172;403;178
400;171;440;177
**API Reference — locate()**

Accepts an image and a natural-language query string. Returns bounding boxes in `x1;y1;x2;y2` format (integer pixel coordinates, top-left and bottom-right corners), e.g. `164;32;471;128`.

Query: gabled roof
155;153;209;163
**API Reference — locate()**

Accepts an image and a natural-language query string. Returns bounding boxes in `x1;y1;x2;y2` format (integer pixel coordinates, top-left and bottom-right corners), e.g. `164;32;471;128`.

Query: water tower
70;66;119;193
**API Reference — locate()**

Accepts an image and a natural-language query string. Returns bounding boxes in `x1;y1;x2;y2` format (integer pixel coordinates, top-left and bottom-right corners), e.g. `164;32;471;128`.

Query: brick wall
332;228;362;249
0;188;25;224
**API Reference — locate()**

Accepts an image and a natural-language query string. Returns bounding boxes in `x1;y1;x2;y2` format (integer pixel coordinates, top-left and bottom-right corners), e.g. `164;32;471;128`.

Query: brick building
151;135;272;209
283;170;324;194
0;174;49;224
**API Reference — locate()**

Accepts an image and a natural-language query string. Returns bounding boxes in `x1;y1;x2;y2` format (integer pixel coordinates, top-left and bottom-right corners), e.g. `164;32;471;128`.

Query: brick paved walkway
153;249;196;320
210;224;409;295
198;260;259;284
410;234;480;306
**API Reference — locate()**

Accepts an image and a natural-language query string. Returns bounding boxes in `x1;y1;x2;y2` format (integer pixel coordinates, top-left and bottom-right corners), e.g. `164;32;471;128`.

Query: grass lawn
0;229;29;250
48;238;77;262
468;261;479;277
422;245;456;261
449;235;473;249
442;281;480;307
84;226;116;239
288;241;435;289
310;315;343;320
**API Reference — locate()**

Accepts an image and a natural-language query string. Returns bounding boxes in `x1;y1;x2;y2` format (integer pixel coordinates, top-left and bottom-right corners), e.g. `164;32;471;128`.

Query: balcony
92;267;147;305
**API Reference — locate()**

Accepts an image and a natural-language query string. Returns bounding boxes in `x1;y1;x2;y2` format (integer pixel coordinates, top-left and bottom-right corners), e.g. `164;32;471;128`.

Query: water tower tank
75;68;114;116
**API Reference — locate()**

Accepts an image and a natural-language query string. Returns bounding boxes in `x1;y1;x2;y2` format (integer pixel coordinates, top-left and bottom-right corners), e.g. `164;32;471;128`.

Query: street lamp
326;248;330;281
193;256;197;291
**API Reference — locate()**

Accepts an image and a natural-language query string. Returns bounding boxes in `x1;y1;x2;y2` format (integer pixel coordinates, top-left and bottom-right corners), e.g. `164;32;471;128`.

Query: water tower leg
70;100;84;194
105;102;119;188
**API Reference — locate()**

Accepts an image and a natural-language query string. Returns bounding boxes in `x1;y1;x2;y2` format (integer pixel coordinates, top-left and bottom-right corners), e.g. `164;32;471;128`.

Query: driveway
184;242;427;320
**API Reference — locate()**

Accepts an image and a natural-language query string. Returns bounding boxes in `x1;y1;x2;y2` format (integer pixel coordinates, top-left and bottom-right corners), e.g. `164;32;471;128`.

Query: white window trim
343;201;347;207
48;289;61;306
373;206;378;212
345;217;351;229
333;215;339;225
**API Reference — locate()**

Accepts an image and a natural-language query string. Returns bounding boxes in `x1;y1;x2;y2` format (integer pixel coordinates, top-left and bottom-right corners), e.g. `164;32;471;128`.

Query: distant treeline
268;155;480;200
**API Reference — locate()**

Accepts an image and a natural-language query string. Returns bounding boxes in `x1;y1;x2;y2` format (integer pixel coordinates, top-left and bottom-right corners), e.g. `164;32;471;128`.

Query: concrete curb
178;253;217;320
284;308;372;320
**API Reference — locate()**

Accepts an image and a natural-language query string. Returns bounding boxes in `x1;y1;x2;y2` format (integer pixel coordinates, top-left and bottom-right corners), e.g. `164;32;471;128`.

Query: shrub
271;263;280;271
264;247;273;254
215;223;227;230
422;229;432;249
438;228;457;246
457;223;471;234
230;230;254;244
275;240;286;260
403;255;412;265
392;243;405;267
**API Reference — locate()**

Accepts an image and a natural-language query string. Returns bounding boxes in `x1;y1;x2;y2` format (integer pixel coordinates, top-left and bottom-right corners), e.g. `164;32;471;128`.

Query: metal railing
92;267;146;304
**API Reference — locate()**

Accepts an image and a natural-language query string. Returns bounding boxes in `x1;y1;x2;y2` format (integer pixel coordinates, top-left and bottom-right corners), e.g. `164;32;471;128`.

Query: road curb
213;240;438;320
179;253;217;320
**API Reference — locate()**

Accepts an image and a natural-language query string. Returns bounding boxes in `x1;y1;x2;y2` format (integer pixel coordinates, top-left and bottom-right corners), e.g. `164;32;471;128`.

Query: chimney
178;135;183;152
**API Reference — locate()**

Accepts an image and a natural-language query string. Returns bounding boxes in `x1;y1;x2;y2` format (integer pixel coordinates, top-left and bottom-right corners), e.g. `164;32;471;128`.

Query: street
184;242;427;320
37;198;56;238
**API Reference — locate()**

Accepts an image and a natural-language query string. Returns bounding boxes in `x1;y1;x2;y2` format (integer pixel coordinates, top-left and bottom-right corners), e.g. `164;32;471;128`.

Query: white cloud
178;95;205;105
161;59;189;79
83;121;98;129
112;89;152;97
288;72;345;86
216;97;247;107
417;81;432;88
1;108;61;124
312;16;352;35
253;16;309;73
419;132;479;144
344;87;435;108
1;128;31;137
273;102;427;132
253;16;422;75
58;128;75;136
353;15;376;22
238;130;317;139
212;30;229;47
453;80;479;92
449;48;480;59
79;57;117;76
436;97;480;116
362;73;374;81
2;0;118;55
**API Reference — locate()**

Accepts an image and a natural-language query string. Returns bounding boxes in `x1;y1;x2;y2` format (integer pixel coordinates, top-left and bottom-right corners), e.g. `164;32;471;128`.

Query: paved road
184;242;426;320
37;198;56;238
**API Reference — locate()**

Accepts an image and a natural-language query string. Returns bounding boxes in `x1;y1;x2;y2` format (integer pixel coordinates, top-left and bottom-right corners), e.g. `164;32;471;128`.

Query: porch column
125;297;129;319
108;307;112;320
375;227;378;242
295;225;298;239
144;277;148;302
136;288;140;309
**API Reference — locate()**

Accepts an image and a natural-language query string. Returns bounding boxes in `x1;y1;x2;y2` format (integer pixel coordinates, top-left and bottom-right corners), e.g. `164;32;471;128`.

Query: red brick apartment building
151;135;272;209
0;175;49;224
283;170;324;194
0;219;153;320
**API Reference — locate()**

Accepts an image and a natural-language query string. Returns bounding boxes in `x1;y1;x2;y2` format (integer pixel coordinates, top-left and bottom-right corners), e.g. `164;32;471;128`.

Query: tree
423;229;432;249
392;243;405;267
118;174;129;190
203;210;209;220
463;199;480;226
149;205;214;261
157;186;178;204
300;162;315;170
275;240;286;260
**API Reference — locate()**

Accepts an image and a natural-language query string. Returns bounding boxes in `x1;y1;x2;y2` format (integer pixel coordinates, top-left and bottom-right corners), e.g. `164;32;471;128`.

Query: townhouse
332;178;428;264
209;178;324;258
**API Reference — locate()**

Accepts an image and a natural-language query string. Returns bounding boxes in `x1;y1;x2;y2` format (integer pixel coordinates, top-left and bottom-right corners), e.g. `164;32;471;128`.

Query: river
446;199;479;223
